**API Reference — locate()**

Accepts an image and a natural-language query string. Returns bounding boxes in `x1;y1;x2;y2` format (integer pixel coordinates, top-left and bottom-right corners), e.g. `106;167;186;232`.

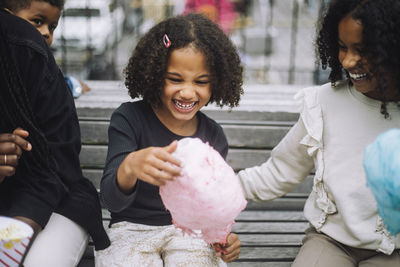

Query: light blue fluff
363;129;400;236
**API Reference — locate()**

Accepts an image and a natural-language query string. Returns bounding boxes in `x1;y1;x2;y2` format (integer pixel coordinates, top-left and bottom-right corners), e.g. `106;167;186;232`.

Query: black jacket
0;10;110;250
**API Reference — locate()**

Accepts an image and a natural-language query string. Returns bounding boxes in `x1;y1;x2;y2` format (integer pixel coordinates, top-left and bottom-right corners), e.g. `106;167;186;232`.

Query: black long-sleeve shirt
101;100;228;227
0;10;110;250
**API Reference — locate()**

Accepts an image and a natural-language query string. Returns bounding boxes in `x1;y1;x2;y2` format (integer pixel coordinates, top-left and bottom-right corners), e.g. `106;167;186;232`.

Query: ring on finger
4;154;7;165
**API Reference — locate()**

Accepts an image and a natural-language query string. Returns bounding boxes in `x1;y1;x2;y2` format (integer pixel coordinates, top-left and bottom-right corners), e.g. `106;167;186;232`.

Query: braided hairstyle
316;0;400;117
0;0;65;12
124;13;243;108
0;27;58;180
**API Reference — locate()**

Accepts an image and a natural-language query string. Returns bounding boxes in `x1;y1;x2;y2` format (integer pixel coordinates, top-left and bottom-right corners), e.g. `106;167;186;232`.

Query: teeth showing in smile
173;100;196;110
349;72;367;80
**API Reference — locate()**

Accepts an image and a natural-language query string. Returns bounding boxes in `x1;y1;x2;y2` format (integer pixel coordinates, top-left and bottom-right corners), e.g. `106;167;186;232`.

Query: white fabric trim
295;87;337;229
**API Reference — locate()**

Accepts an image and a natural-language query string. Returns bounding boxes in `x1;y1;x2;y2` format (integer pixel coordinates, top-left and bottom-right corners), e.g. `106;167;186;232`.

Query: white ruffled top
237;81;400;254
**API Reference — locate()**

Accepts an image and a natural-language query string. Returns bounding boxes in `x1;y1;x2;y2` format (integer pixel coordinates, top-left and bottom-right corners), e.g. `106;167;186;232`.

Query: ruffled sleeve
295;87;337;229
237;99;315;202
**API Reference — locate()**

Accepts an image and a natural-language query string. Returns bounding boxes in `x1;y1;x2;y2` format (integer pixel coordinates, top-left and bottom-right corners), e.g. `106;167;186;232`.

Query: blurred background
52;0;331;87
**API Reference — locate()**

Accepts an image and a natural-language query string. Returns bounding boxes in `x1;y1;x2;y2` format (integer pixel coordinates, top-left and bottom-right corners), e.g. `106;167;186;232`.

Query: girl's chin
354;85;382;99
174;112;197;121
352;79;375;92
351;77;368;86
170;108;196;120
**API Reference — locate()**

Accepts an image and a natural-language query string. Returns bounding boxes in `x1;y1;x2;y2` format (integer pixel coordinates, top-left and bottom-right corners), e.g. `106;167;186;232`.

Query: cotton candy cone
159;138;247;244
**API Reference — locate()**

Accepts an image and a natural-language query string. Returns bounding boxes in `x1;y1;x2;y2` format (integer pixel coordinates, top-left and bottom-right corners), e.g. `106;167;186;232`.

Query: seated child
0;9;109;267
237;0;400;266
96;13;243;266
1;0;91;98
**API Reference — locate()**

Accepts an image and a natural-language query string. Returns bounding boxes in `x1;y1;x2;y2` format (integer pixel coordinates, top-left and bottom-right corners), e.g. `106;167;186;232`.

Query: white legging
23;213;88;267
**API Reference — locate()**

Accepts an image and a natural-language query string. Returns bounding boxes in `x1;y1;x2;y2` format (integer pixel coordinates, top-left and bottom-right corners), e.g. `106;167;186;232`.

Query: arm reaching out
116;140;182;193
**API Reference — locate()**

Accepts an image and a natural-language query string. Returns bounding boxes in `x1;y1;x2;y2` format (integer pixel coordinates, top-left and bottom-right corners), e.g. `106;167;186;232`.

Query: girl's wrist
117;156;138;194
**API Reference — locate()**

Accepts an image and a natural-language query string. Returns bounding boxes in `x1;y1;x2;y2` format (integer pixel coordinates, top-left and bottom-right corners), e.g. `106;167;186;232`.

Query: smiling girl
96;13;243;266
236;0;400;266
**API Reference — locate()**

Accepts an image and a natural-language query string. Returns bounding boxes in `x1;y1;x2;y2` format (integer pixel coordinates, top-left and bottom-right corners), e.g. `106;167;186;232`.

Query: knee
23;237;88;267
23;230;88;267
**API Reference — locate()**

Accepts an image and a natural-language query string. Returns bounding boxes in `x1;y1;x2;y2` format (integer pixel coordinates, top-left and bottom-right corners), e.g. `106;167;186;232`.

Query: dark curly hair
316;0;400;117
0;0;65;12
124;13;243;108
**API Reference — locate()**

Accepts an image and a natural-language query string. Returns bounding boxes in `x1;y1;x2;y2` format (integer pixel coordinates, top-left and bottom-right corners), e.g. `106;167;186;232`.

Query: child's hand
0;128;32;183
213;233;241;262
78;80;91;93
117;141;182;192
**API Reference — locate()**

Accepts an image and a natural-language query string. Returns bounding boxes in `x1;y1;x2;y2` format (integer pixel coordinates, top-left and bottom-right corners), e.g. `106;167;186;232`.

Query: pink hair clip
163;34;171;48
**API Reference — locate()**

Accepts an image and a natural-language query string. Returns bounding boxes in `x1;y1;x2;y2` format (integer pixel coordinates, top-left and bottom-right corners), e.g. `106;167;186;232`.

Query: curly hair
124;13;243;108
0;0;65;12
316;0;400;117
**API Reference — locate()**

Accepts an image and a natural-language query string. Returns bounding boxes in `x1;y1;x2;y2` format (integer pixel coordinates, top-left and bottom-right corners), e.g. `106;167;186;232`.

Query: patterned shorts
95;221;227;267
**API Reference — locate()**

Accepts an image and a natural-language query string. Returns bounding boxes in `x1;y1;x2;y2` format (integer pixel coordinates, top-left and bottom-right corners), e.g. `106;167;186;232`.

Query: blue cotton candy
363;129;400;236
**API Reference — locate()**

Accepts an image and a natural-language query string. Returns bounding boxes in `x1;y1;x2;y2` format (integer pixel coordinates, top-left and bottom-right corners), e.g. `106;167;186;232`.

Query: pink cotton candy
159;137;247;244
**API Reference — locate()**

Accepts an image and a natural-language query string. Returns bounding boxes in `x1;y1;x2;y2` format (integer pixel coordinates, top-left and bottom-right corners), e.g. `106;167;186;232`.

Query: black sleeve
100;104;140;213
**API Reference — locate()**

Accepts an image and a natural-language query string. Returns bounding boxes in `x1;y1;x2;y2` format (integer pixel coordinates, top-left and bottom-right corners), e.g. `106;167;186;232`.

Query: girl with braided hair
0;9;109;267
237;0;400;266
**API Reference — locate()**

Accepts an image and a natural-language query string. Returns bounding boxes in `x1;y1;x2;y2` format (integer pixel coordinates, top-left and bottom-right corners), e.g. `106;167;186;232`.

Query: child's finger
145;164;177;183
1;154;19;167
165;140;178;153
216;233;241;262
218;244;240;262
0;140;23;156
0;133;31;152
221;249;240;263
142;173;166;186
159;143;182;167
0;165;17;177
13;129;32;151
212;243;225;257
160;161;182;177
13;127;29;138
224;236;241;253
153;152;182;176
14;136;32;151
